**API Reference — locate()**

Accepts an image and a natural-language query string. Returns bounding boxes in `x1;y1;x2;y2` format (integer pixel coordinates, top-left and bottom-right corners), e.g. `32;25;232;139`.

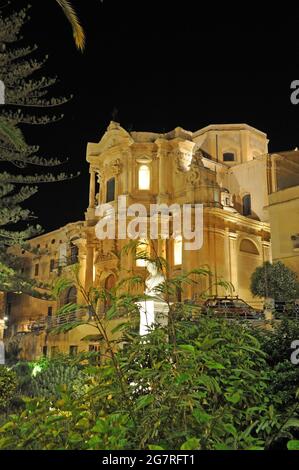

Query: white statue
0;340;5;365
145;262;165;297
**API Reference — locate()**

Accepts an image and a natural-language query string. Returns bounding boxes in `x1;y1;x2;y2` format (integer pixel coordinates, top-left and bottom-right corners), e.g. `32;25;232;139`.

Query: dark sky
8;0;299;233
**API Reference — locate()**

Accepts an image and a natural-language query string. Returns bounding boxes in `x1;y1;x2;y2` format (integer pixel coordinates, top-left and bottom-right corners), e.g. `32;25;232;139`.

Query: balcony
53;255;78;270
25;309;87;333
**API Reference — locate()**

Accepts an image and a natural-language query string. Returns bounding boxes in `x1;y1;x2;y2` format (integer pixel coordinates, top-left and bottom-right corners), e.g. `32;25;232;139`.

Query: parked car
274;300;299;318
201;296;263;319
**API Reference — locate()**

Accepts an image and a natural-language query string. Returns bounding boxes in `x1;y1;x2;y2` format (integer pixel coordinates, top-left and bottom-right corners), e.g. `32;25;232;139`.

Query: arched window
138;164;150;190
240;239;259;255
242;194;251;216
104;275;116;310
64;286;77;305
106;177;115;202
223;152;235;162
174;236;183;266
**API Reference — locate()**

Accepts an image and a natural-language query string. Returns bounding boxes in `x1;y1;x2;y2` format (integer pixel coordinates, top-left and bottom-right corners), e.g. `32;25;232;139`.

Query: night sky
10;0;299;233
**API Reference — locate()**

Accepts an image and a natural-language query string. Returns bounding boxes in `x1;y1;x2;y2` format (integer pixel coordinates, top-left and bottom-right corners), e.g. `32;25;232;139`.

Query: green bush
1;257;299;450
0;318;290;450
0;366;17;411
31;362;90;400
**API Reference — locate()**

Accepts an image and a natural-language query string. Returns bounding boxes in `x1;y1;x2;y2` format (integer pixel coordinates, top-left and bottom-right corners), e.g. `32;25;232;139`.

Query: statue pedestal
138;300;169;336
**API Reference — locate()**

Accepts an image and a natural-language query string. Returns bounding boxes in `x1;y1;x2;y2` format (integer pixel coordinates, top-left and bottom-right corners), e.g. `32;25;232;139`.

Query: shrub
250;261;299;301
0;318;288;450
0;366;17;411
31;362;90;400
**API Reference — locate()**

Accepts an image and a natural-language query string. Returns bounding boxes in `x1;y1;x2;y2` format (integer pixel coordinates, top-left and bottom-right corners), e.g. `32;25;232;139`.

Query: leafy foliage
56;1;85;51
0;366;17;411
1;252;299;450
31;362;90;400
0;318;292;450
250;261;299;301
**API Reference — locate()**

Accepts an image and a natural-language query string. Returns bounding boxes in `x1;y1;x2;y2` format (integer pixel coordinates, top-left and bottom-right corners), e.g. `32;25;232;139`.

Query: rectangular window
106;178;115;203
69;345;78;356
47;306;53;317
242;194;252;216
138;165;150;190
89;344;101;365
50;259;55;272
174;236;183;266
34;264;39;276
223;152;235;162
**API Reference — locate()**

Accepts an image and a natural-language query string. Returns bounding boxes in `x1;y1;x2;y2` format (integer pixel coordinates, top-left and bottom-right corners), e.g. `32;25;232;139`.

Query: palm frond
56;0;85;51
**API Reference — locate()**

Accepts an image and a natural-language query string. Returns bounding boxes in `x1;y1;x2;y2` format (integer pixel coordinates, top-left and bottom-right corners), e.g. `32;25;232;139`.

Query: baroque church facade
1;121;274;359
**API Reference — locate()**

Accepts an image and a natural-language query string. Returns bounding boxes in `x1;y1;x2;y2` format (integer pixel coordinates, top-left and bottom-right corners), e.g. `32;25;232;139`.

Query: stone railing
25;309;87;333
53;255;78;270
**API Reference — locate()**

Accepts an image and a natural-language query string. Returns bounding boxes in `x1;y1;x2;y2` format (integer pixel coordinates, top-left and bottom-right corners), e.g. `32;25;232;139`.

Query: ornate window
174;236;183;266
242;194;251;216
106;177;115;202
221;188;233;207
223;152;235;162
138;164;150;190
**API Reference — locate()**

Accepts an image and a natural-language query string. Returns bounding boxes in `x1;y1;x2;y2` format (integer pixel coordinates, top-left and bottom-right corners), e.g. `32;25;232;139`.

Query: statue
139;262;168;336
0;340;5;365
145;262;165;297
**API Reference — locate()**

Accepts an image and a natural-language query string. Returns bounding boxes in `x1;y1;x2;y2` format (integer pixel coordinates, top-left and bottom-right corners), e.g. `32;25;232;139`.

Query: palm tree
56;0;85;51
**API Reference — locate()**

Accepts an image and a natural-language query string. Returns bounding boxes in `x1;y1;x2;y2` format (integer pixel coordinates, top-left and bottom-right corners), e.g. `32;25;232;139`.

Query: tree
0;6;76;298
250;261;299;302
55;0;85;51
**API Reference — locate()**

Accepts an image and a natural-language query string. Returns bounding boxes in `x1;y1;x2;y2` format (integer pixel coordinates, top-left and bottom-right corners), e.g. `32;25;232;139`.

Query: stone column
158;238;166;259
156;139;169;204
121;151;129;195
89;169;96;208
86;169;97;222
262;240;271;263
228;231;238;295
85;244;94;291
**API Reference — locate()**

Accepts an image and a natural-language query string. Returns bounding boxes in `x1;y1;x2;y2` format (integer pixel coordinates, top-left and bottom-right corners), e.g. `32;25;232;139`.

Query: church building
1;122;276;359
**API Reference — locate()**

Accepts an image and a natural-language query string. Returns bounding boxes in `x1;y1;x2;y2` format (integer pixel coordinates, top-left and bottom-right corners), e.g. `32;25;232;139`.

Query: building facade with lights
2;121;275;360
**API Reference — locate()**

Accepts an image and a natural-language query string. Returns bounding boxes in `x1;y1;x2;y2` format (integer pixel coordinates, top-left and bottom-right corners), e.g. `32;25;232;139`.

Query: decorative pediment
87;122;134;162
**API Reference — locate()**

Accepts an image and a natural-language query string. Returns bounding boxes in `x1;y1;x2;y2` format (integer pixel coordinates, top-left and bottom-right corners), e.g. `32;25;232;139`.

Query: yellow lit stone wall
269;185;299;277
5;122;272;360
